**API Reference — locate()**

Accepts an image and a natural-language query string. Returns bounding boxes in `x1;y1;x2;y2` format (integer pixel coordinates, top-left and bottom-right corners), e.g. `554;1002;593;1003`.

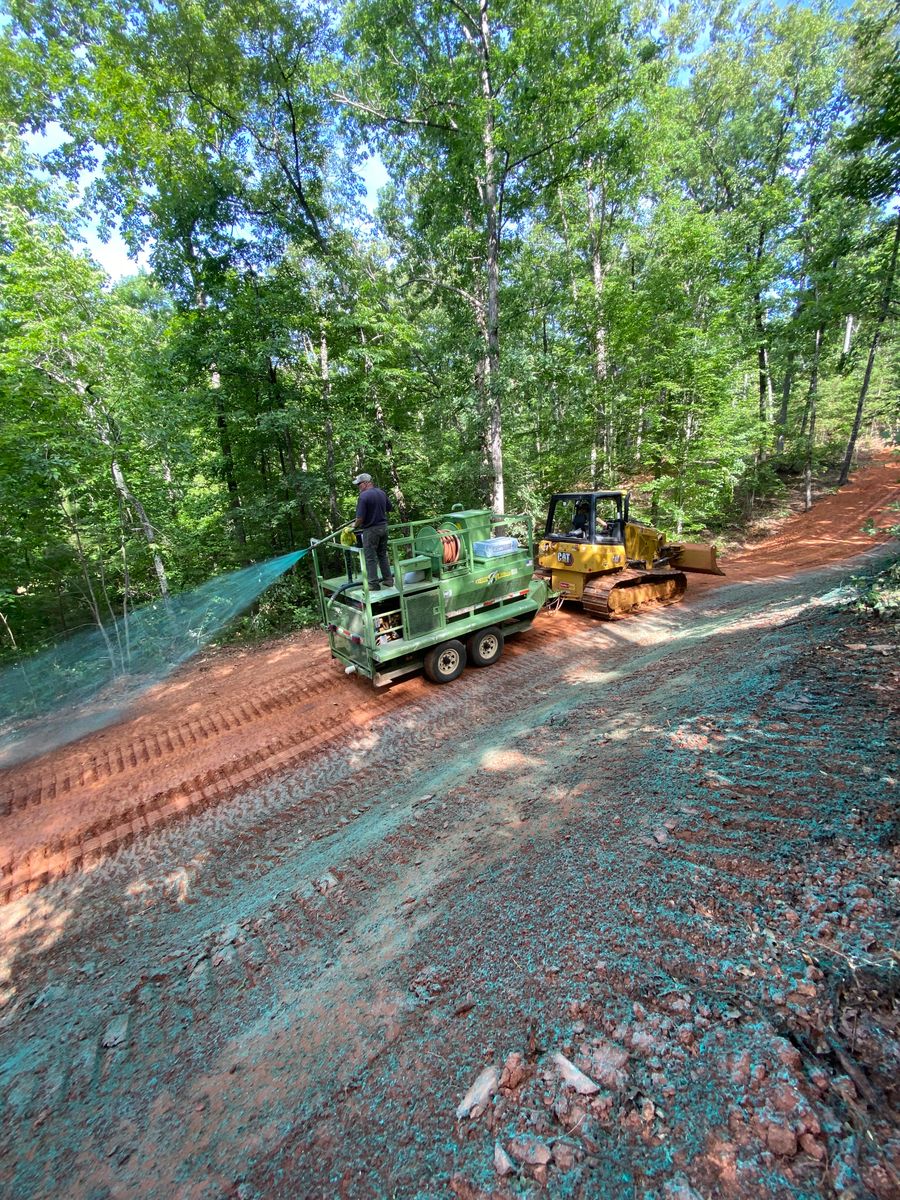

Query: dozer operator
535;491;723;619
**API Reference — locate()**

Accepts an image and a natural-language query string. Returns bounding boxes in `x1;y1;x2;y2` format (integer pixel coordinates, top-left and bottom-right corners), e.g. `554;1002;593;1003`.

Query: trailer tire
467;626;504;667
424;640;467;683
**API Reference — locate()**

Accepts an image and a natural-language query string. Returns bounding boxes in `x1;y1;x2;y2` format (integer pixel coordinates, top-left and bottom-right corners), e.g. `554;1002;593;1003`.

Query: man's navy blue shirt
356;487;392;528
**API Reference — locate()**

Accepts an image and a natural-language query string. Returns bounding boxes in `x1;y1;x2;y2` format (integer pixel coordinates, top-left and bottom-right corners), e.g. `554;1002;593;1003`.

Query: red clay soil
1;454;896;905
0;451;897;1200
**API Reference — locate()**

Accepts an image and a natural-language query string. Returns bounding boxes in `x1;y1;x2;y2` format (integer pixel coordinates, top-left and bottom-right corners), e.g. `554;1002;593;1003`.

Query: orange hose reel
436;529;461;565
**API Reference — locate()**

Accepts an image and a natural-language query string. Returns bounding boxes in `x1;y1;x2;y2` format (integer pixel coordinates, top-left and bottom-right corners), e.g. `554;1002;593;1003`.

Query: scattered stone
211;945;237;969
577;1039;628;1089
730;1050;751;1086
832;1076;857;1103
508;1135;552;1167
661;992;691;1015
799;1132;826;1161
807;1067;829;1091
456;1065;500;1120
551;1140;577;1171
766;1123;798;1157
551;1051;599;1095
314;872;338;894
771;1082;802;1115
102;1015;129;1049
630;1029;656;1054
500;1052;528;1091
189;957;210;986
454;995;476;1017
653;828;669;845
493;1142;515;1177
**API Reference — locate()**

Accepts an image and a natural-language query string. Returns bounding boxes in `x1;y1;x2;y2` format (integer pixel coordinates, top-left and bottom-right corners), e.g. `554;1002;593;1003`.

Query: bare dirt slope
0;453;897;1199
1;455;896;905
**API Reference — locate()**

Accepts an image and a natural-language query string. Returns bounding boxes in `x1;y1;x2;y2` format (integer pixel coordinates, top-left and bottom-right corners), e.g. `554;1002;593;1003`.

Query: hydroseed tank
311;507;549;687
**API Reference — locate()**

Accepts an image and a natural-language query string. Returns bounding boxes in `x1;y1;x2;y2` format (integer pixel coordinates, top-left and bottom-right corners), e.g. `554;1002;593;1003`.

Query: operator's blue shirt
356;486;392;528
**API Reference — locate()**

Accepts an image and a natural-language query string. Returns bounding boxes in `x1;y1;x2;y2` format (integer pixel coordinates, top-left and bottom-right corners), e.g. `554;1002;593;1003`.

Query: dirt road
0;454;897;1199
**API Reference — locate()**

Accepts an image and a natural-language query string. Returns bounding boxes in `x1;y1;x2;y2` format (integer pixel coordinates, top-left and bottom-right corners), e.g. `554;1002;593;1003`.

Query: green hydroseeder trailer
310;506;550;687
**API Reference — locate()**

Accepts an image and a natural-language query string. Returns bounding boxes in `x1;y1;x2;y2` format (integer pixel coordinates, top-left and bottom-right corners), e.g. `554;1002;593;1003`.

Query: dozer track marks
582;568;687;619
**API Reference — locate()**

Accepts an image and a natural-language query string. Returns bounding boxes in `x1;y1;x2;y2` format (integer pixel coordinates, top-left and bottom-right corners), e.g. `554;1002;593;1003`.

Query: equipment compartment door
404;590;442;637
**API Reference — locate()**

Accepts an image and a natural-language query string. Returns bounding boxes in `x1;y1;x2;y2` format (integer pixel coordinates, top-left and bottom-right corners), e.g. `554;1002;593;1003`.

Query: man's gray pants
361;524;393;588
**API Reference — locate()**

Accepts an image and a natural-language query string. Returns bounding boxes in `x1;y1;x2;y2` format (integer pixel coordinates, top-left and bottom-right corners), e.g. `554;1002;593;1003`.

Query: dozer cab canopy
544;491;629;546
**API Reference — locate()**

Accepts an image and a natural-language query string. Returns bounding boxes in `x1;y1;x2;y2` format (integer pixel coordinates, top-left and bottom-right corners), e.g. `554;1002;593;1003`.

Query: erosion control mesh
0;550;306;769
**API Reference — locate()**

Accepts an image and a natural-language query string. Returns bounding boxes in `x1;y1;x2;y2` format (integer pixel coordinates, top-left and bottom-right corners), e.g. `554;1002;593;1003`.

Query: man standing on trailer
353;473;394;591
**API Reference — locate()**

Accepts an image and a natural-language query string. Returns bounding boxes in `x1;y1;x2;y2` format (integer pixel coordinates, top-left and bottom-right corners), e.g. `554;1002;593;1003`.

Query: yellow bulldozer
535;491;723;618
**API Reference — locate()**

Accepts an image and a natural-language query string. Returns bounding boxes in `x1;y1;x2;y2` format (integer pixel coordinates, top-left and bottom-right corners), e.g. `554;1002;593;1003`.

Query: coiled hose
436;530;461;565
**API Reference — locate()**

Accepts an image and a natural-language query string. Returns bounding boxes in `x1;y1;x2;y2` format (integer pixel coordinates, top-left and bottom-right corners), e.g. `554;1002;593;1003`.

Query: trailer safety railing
309;509;535;623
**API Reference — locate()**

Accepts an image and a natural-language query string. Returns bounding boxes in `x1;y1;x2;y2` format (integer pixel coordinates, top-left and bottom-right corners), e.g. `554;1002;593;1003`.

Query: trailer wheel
467;626;504;667
424;639;467;683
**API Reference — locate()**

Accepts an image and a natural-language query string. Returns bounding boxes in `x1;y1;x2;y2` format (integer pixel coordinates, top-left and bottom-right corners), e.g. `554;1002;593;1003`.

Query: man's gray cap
352;473;372;484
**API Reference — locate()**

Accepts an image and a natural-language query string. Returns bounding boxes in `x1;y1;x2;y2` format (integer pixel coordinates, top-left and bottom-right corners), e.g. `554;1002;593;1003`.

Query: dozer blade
582;569;687;619
669;542;725;576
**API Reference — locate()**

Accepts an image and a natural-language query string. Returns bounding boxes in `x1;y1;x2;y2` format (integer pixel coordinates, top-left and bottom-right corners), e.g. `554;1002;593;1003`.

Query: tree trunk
268;356;319;538
586;165;610;485
62;503;120;671
753;218;772;452
804;325;823;511
360;328;407;515
109;459;169;598
186;237;247;554
214;388;247;551
838;314;856;372
320;327;342;526
755;301;771;425
475;0;504;513
839;214;900;486
77;385;170;597
776;352;796;455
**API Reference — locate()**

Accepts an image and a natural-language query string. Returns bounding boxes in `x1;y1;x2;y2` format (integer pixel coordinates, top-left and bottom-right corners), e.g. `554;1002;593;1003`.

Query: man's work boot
381;577;395;589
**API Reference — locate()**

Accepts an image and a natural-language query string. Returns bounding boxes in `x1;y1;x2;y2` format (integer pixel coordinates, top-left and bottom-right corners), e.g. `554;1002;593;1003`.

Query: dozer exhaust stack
668;542;725;576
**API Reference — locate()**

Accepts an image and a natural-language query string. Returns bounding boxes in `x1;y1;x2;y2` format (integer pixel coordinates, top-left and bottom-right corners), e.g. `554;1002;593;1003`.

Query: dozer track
582;568;687;619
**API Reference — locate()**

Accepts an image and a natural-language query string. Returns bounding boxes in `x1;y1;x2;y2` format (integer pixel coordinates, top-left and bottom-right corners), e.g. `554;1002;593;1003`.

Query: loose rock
499;1052;528;1091
456;1065;500;1120
101;1015;129;1049
551;1140;577;1171
766;1123;798;1157
508;1136;552;1166
551;1051;599;1095
493;1142;514;1177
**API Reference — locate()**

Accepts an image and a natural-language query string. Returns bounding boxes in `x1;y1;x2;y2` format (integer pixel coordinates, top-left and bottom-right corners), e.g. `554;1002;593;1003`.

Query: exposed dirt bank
1;455;897;905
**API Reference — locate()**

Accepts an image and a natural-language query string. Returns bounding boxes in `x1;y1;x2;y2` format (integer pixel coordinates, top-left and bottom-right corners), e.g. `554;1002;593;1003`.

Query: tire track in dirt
0;452;895;905
243;581;897;1199
1;559;897;1199
3;658;350;809
0;612;599;902
558;619;897;1016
